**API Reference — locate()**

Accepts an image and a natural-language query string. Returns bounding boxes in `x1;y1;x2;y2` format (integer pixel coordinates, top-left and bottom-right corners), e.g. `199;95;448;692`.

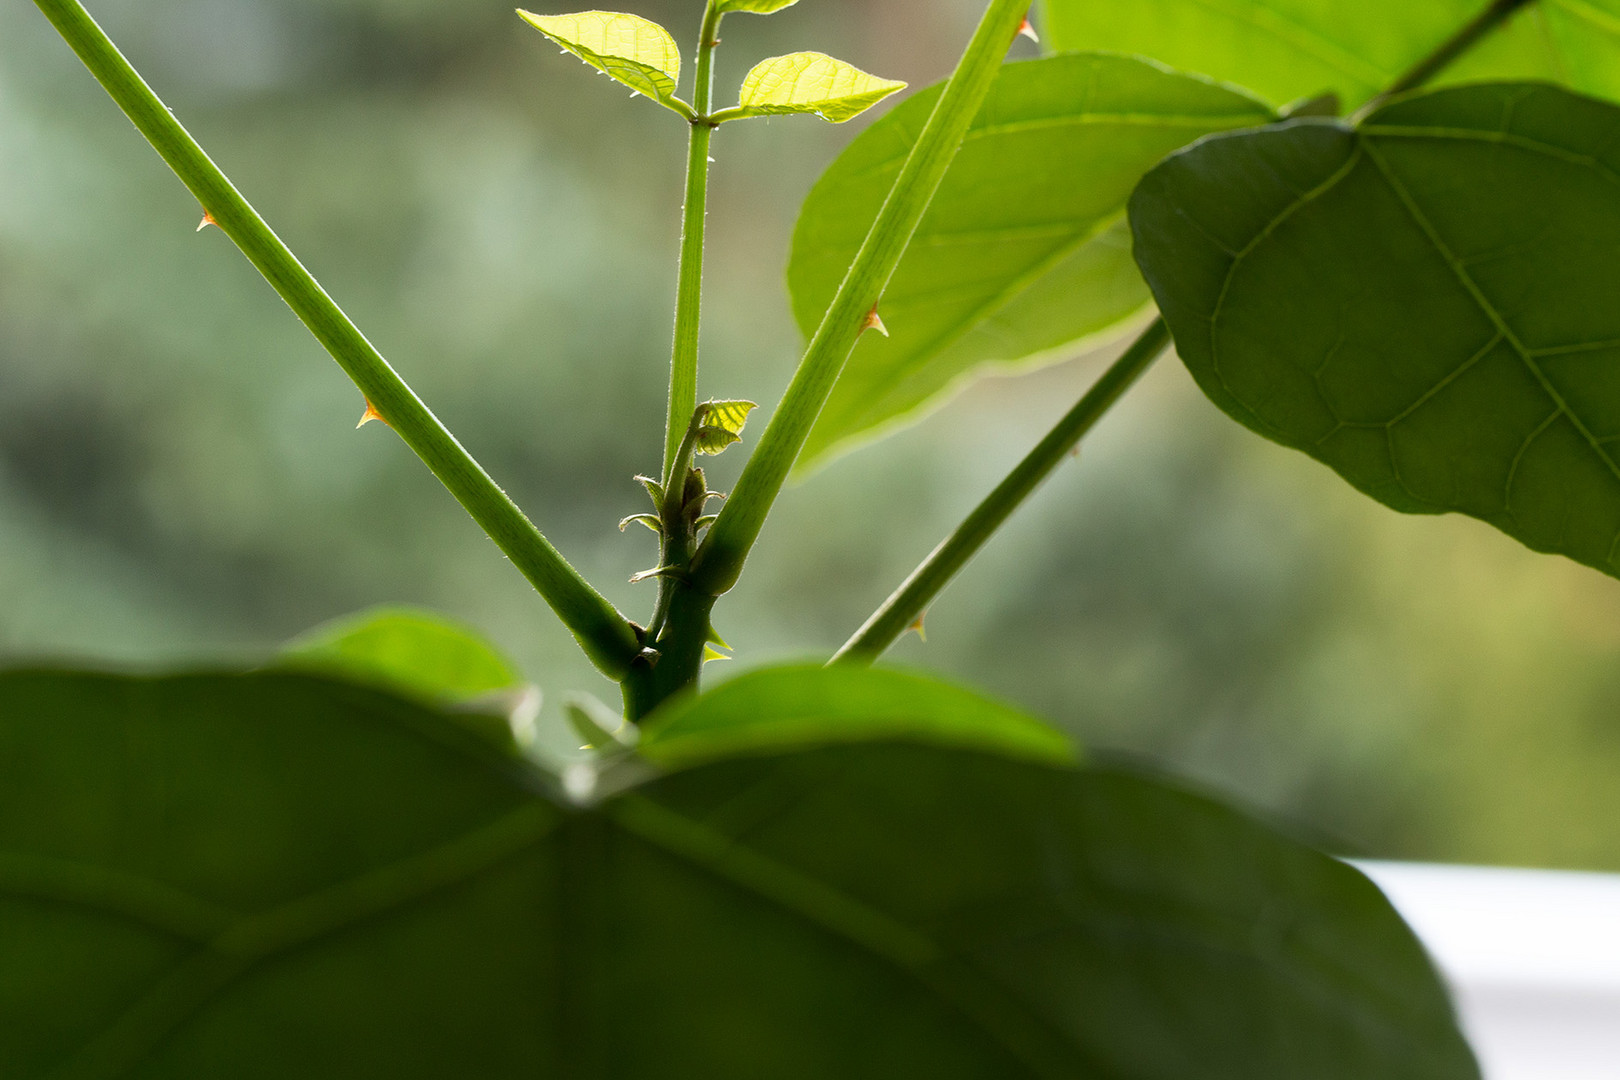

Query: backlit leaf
517;10;684;112
278;605;523;704
1130;82;1620;579
715;0;800;12
0;668;1478;1079
1038;0;1620;108
636;663;1077;769
693;398;756;456
788;54;1273;470
729;52;905;123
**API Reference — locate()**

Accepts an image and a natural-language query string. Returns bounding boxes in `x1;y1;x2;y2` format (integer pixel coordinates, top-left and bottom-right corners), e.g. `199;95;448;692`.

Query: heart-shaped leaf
1038;0;1619;108
725;52;905;123
0;668;1477;1079
788;54;1273;470
1130;82;1620;578
636;664;1076;769
518;10;686;114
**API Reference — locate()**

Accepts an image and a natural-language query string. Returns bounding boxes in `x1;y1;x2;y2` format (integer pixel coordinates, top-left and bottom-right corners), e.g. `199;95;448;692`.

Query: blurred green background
6;0;1620;870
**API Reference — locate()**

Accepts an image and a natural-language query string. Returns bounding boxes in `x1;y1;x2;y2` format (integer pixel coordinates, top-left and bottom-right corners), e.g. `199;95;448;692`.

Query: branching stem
33;0;643;679
832;319;1170;665
691;0;1032;598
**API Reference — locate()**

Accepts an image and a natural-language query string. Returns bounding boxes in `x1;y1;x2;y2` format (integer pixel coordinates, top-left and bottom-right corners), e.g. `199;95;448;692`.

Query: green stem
832;319;1170;665
690;0;1030;598
1363;0;1539;112
663;3;724;478
33;0;642;679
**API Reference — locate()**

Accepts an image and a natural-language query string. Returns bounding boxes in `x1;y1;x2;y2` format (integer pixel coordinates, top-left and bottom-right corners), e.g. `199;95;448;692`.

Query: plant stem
663;3;724;479
690;0;1031;598
1363;0;1539;111
832;318;1170;665
33;0;643;680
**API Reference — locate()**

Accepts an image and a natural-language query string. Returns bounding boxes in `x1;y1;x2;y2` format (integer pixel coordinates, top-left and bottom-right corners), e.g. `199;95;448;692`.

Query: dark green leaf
1037;0;1615;109
636;663;1076;768
788;55;1272;470
1130;82;1620;578
0;670;1477;1079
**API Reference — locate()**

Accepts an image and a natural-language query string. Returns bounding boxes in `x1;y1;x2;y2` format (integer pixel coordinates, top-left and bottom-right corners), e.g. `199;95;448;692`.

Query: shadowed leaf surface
1039;0;1620;108
0;668;1477;1079
1131;82;1620;578
788;55;1272;470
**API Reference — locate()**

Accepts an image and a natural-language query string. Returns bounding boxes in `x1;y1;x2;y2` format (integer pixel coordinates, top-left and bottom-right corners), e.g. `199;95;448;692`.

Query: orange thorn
356;400;387;429
907;612;927;642
196;210;217;232
1017;16;1039;44
863;303;889;338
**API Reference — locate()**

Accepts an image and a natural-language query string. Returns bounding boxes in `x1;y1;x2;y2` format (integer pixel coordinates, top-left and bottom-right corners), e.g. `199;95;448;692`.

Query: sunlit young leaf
715;0;801;13
0;669;1478;1079
788;54;1273;470
517;9;685;112
636;663;1076;769
728;52;906;123
1038;0;1620;108
1130;82;1620;580
694;398;757;456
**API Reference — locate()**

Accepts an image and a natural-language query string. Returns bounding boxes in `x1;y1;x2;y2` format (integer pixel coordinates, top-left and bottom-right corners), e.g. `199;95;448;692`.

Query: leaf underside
788;54;1273;471
715;0;800;12
733;52;906;123
1038;0;1620;108
518;10;682;107
0;669;1477;1079
1130;82;1620;577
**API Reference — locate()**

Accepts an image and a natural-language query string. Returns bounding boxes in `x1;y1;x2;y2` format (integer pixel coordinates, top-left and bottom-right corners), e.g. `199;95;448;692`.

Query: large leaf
728;52;906;123
1038;0;1620;109
788;55;1272;469
1130;82;1620;579
0;668;1477;1078
637;664;1076;768
517;10;685;112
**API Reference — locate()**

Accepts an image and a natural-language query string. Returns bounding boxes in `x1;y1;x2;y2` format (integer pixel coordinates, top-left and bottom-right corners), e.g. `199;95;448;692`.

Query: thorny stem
663;2;725;478
33;0;643;679
832;319;1169;665
691;0;1033;598
1361;0;1540;114
838;0;1542;666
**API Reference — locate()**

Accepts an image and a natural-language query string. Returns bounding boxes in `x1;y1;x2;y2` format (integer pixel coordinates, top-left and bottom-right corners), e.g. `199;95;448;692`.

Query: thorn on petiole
1017;16;1039;43
196;210;217;232
862;303;889;338
356;399;387;429
907;612;927;642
